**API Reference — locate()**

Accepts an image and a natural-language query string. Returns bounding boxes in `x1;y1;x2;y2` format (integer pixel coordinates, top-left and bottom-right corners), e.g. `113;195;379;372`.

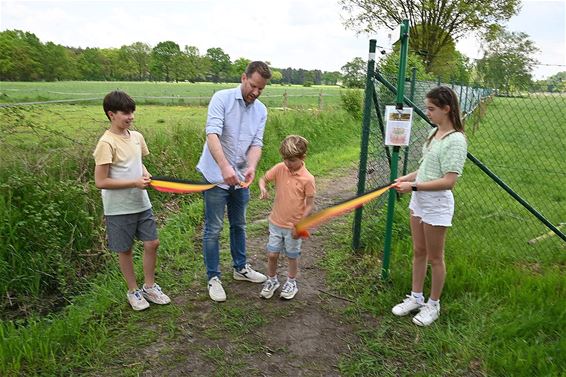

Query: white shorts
409;190;454;227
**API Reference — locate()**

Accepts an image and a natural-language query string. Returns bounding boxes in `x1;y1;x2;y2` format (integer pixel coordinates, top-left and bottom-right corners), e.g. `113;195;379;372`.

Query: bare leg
422;224;447;301
288;257;298;280
143;239;160;287
410;212;427;293
118;250;138;291
267;252;279;278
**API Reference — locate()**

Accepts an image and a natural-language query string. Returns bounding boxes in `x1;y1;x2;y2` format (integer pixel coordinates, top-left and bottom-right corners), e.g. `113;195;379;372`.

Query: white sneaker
142;283;171;305
233;263;267;283
412;302;440;326
260;279;280;299
392;295;424;316
127;289;150;311
208;276;226;302
279;280;298;300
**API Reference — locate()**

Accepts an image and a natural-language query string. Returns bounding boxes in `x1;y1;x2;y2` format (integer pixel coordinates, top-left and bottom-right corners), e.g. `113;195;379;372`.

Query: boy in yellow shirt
93;91;170;311
258;135;316;300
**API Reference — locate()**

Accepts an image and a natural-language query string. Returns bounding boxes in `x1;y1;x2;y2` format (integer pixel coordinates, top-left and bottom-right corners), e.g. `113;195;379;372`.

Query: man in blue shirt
197;61;271;302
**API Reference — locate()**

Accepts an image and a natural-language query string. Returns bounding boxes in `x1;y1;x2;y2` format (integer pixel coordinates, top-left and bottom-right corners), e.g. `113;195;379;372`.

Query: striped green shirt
416;129;467;183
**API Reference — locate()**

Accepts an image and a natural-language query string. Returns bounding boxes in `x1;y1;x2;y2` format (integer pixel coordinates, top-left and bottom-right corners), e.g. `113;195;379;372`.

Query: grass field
0;83;564;376
0;81;345;108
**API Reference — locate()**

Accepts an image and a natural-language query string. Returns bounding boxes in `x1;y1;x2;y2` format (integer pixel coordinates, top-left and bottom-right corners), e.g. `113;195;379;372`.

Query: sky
1;0;564;79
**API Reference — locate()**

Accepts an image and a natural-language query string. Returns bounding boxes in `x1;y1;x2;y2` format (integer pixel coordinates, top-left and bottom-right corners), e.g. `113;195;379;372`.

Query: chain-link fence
354;70;566;256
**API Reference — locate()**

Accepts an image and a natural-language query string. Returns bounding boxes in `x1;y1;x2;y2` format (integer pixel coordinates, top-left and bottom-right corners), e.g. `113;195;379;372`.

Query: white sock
269;275;278;282
411;291;424;303
288;277;296;284
428;298;440;306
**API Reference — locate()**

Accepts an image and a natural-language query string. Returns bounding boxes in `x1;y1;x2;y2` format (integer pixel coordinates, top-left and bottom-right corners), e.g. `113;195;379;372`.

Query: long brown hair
426;86;464;133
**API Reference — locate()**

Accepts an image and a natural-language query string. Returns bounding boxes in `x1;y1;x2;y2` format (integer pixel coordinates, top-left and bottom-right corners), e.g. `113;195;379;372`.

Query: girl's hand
259;187;269;200
394;181;413;194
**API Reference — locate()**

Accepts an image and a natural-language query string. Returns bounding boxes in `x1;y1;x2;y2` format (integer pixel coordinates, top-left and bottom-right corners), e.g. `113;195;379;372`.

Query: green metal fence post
382;20;410;280
352;39;377;250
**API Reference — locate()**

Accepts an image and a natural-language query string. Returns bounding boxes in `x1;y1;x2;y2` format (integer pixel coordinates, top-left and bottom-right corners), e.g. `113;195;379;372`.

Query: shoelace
282;282;296;293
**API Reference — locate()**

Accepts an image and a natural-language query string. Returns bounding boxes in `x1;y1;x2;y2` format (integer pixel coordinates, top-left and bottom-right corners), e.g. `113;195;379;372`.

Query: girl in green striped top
391;86;467;326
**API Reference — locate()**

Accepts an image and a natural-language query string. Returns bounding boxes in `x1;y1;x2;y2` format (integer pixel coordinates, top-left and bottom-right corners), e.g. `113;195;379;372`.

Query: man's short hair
103;91;136;120
245;61;272;80
279;135;309;159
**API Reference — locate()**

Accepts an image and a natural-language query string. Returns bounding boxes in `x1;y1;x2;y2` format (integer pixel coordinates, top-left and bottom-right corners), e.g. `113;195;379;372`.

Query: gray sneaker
233;263;267;283
260;279;280;299
279;280;298;300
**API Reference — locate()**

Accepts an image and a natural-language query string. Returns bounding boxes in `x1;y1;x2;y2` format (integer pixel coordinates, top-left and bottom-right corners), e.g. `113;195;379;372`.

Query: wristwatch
411;182;418;191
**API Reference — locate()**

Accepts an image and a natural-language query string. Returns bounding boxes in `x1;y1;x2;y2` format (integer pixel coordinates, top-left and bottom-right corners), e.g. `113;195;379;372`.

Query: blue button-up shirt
196;85;267;188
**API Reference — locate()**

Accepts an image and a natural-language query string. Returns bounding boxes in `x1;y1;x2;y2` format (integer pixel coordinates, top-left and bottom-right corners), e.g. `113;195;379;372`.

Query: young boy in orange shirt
258;135;316;300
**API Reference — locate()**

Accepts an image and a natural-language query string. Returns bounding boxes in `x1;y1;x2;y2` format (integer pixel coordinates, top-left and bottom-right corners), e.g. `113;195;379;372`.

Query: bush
340;89;363;120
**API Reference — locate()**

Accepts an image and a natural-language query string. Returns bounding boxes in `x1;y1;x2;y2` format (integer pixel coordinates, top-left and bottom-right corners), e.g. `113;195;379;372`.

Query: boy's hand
259;187;269;200
135;176;151;189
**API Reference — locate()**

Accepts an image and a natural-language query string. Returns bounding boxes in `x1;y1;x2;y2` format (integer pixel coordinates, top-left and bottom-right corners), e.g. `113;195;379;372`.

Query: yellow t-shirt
93;130;152;216
264;162;316;229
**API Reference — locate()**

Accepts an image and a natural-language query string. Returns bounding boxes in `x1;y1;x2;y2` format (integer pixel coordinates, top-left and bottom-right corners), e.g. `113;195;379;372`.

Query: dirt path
137;169;367;377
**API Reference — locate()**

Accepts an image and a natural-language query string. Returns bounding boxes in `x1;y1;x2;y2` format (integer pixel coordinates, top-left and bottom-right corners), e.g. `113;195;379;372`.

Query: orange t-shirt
264;162;316;229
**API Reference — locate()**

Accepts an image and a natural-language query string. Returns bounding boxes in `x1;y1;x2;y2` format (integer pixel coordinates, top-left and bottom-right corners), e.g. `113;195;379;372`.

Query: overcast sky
1;0;564;79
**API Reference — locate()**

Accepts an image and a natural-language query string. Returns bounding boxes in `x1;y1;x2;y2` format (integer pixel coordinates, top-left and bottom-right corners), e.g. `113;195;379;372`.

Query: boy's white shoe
392;295;424;316
208;276;226;302
260;279;280;299
127;289;150;311
279;280;298;300
412;302;440;326
142;283;171;305
233;264;267;283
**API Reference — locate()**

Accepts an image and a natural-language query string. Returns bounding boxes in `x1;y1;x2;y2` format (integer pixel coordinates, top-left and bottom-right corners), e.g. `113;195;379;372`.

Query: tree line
0;30;342;85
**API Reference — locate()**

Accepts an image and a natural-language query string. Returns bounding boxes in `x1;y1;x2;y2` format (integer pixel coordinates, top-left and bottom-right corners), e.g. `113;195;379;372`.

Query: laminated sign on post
384;105;413;146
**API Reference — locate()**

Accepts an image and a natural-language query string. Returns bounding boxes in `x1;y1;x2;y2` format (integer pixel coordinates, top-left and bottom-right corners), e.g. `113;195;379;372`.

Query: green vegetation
0;83;563;376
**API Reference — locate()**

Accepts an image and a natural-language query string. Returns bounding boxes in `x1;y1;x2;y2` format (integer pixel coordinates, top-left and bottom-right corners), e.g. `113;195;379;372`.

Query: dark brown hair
245;61;272;80
103;91;135;120
426;86;464;133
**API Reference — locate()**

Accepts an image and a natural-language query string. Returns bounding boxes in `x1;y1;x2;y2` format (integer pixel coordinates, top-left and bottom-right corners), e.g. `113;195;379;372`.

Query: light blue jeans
202;186;249;280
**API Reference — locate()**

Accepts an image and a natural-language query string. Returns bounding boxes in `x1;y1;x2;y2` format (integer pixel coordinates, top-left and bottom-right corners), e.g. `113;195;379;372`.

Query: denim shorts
105;208;158;252
409;190;454;227
266;222;302;259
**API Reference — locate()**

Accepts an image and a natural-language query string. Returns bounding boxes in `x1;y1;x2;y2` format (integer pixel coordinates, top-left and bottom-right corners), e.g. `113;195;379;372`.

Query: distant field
0;81;347;108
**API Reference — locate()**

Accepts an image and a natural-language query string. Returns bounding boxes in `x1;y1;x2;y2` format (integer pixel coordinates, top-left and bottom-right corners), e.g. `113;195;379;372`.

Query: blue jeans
203;186;249;280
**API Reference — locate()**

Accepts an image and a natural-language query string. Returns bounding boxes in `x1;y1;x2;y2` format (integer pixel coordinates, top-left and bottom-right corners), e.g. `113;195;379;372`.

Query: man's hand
220;164;239;186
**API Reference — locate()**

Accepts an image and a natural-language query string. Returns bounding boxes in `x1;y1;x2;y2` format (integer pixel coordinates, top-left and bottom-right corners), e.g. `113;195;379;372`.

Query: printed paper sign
384;106;413;146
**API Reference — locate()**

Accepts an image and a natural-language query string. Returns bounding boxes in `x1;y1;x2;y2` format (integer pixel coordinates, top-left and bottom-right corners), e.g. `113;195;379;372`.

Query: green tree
184;45;207;82
271;70;283;84
341;57;366;88
150;41;181;81
378;50;433;81
339;0;520;71
0;30;44;80
321;71;341;85
206;47;231;82
122;42;151;80
477;28;539;93
231;57;251;81
545;71;566;92
77;47;107;80
42;42;74;81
